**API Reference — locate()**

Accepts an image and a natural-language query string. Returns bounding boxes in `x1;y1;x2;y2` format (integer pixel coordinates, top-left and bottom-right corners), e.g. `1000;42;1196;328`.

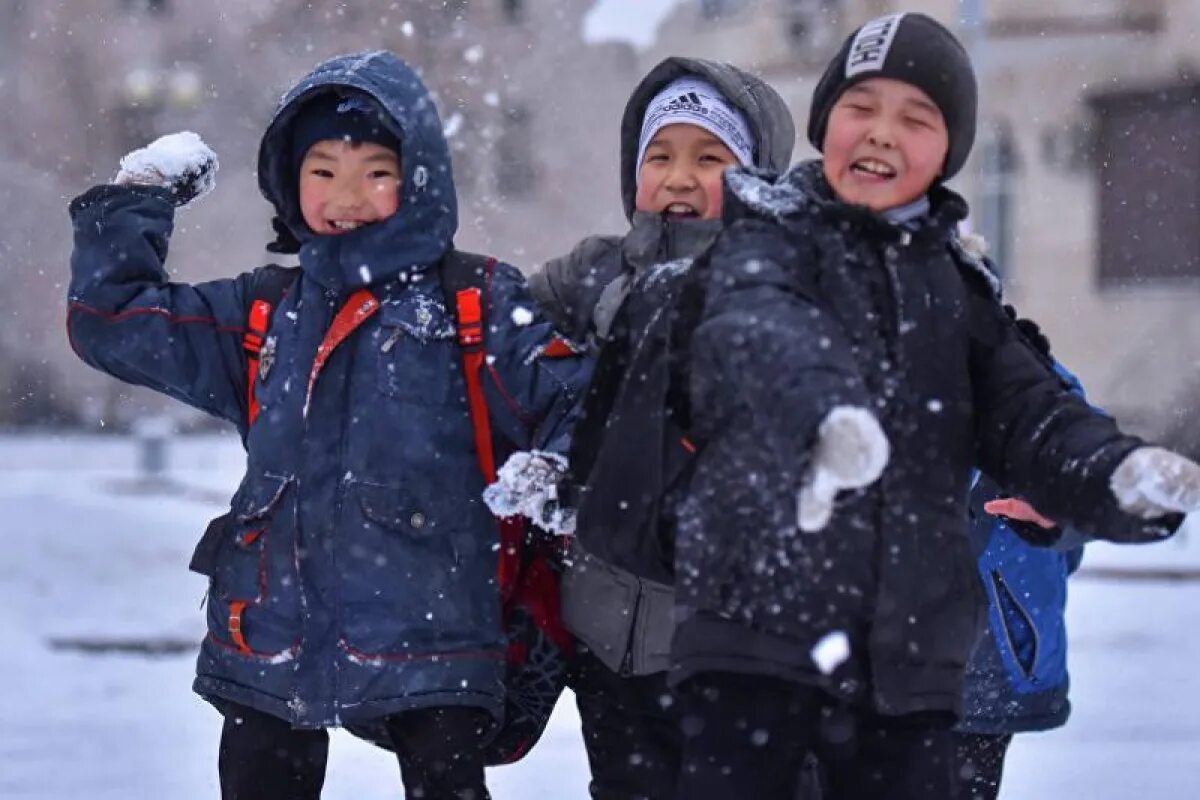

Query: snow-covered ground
2;433;1199;798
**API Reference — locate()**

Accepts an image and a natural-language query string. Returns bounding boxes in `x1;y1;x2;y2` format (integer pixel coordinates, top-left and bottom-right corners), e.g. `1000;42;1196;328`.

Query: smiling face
821;78;949;211
298;139;402;235
634;123;741;221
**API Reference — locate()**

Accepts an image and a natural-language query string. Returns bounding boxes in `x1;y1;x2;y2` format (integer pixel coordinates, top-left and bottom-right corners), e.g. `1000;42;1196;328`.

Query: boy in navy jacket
67;51;588;800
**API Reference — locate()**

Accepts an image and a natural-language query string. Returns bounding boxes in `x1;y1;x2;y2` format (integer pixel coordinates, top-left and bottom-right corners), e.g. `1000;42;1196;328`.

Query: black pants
570;647;684;800
954;733;1013;800
218;702;492;800
676;671;960;800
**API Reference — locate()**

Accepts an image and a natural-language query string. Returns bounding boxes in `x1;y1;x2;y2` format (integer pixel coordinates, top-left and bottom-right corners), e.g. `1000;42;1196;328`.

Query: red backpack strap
243;265;300;428
244;300;272;426
446;255;525;604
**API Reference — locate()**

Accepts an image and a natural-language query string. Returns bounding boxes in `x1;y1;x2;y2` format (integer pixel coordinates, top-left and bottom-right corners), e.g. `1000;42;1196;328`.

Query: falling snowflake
811;630;850;675
511;306;533;326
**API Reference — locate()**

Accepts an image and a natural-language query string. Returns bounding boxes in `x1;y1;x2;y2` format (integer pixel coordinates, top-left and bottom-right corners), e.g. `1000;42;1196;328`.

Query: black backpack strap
244;264;300;428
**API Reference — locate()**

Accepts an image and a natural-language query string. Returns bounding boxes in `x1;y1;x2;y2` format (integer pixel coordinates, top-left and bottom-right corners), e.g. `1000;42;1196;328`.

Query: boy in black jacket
670;13;1200;800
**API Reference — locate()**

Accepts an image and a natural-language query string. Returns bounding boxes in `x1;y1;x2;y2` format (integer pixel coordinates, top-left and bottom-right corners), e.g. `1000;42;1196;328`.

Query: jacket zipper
990;569;1041;684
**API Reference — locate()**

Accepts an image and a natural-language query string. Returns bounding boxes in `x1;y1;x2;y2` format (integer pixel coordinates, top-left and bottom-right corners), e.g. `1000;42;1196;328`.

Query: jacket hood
619;57;796;221
258;51;457;291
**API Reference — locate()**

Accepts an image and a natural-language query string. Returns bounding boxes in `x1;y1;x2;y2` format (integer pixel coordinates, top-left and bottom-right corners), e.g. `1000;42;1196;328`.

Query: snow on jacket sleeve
480;261;593;455
67;184;252;427
967;286;1182;543
691;218;872;464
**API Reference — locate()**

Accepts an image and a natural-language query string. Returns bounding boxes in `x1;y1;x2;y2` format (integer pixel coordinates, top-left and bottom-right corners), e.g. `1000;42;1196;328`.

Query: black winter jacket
671;161;1182;718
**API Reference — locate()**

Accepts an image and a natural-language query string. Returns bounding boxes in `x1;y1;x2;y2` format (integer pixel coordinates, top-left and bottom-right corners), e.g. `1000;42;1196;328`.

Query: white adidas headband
636;77;755;180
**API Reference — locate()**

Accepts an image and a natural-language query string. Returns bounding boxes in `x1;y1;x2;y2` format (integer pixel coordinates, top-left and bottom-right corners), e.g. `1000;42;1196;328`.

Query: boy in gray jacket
528;57;794;800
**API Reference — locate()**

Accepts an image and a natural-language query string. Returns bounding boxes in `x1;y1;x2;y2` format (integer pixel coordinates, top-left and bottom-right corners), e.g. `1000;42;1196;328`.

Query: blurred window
1092;84;1200;286
496;105;537;198
979;122;1019;281
783;0;842;58
121;0;169;13
700;0;745;21
502;0;524;23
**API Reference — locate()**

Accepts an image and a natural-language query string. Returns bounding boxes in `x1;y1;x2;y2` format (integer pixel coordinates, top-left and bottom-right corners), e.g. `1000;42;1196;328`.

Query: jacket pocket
206;472;296;657
213;472;292;599
190;512;232;578
376;296;457;405
560;542;639;673
629;577;675;675
990;569;1039;683
357;482;443;539
342;482;485;655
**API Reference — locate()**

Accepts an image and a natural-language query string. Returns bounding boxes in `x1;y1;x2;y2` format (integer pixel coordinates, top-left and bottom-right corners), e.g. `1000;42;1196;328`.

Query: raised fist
115;131;218;207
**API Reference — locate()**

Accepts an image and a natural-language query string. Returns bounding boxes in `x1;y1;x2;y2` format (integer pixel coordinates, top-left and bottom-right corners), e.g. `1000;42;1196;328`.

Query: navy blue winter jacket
66;51;589;729
959;365;1089;734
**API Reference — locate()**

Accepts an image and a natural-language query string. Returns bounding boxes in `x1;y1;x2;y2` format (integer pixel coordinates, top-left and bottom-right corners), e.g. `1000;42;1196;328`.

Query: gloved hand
1111;447;1200;518
114;131;218;207
797;406;890;532
483;450;576;535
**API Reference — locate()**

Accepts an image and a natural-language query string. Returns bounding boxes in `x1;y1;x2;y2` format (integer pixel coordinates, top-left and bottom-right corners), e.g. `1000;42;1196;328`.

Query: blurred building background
1;0;1197;452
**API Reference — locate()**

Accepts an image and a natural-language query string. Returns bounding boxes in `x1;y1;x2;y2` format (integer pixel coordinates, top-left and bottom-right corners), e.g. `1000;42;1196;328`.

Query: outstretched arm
67;134;252;427
692;219;888;531
969;293;1195;541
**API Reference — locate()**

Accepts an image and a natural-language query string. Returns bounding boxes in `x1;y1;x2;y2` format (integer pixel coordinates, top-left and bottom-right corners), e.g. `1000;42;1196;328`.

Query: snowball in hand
1111;446;1200;519
115;131;219;208
482;450;575;535
797;406;890;533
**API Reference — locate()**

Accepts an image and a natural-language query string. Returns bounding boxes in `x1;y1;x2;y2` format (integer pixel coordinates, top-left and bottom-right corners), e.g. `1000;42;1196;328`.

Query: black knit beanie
807;12;977;181
289;90;402;180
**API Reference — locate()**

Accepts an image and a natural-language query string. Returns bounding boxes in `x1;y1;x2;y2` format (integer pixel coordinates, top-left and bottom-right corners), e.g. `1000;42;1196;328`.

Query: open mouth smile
850;158;898;180
664;202;700;219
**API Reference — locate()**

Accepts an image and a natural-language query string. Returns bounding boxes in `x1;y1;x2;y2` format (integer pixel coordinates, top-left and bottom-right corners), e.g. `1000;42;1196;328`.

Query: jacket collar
623;211;723;270
724;159;969;244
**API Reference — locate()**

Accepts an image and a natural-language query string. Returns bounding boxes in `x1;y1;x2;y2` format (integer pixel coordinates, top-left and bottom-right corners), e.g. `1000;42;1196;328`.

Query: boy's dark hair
807;12;978;180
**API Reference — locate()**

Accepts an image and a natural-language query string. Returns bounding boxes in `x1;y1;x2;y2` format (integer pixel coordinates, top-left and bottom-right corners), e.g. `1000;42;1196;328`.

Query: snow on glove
114;131;218;207
1110;447;1200;518
797;406;890;533
483;450;576;535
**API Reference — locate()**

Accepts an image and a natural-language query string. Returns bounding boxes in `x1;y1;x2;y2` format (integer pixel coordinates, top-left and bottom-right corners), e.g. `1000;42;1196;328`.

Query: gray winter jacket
529;57;795;676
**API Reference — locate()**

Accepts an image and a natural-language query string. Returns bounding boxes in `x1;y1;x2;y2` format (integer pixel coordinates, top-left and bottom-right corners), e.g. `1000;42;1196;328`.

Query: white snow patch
443;112;464;139
483;450;575;535
811;630;851;675
638;257;693;289
725;169;806;218
463;45;485;64
510;306;534;327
